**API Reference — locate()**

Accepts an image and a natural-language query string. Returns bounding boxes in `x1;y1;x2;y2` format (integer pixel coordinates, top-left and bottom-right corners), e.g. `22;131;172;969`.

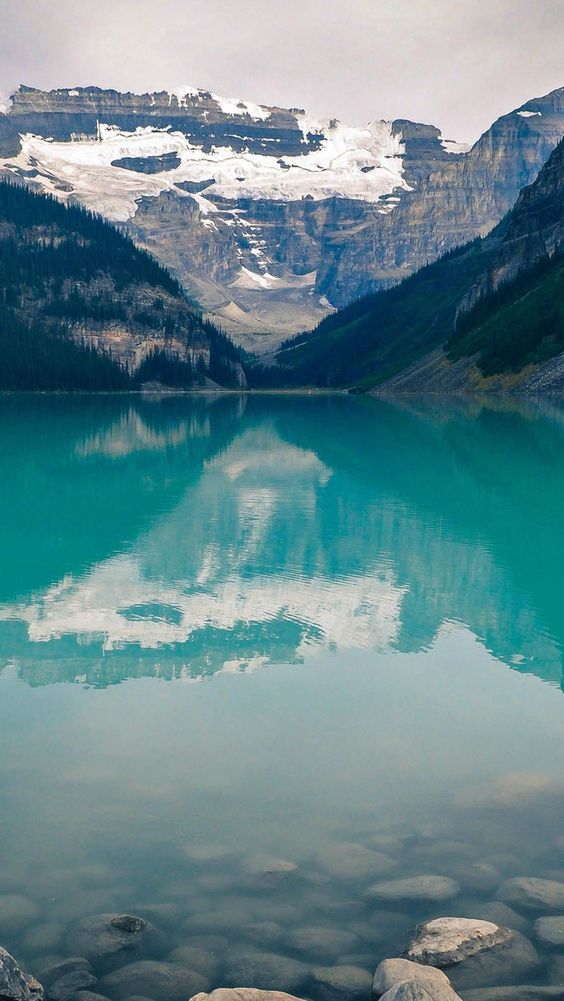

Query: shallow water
3;394;564;995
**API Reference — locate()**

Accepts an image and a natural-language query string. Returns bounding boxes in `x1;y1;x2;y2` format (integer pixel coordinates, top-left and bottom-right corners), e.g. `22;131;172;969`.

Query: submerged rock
366;876;460;904
0;896;40;934
74;993;112;1001
454;771;560;810
22;925;65;954
452;863;502;894
101;960;208;1001
240;856;298;889
222;950;309;994
372;959;455;999
497;877;564;911
46;969;98;1001
37;959;93;988
66;913;161;966
311;964;373;1001
166;946;221;979
535;916;564;948
404;916;539;988
0;947;44;1001
288;926;361;960
457;901;530;933
317;843;398;881
461;990;564;1000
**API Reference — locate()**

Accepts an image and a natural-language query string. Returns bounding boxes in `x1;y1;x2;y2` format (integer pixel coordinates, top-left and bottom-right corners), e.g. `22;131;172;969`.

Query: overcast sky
1;0;563;142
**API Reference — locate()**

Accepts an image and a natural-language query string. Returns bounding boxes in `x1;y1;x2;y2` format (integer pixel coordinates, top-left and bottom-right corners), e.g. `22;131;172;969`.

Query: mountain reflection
0;394;563;689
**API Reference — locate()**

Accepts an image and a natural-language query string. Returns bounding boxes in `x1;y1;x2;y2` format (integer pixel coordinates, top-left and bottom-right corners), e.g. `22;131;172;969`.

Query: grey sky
1;0;563;142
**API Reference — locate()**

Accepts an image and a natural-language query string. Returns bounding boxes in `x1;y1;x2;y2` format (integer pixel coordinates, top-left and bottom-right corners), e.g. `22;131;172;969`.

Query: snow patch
0;112;461;221
441;138;471;154
517;110;542;118
212;93;271;121
169;85;205;106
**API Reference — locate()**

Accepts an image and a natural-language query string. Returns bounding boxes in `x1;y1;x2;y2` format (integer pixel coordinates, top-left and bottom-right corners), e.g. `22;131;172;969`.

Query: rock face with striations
0;947;44;1001
2;83;562;349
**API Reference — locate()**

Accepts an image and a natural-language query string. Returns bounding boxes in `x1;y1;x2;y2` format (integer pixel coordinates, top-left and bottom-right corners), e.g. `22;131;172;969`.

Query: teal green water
2;394;564;992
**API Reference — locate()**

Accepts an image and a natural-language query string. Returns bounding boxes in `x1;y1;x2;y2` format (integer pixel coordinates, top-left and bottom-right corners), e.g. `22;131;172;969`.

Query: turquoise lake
3;393;564;995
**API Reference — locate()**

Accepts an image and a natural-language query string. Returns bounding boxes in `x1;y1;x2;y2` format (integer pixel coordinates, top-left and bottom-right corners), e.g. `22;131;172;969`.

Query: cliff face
1;85;563;349
326;91;564;303
462;136;564;305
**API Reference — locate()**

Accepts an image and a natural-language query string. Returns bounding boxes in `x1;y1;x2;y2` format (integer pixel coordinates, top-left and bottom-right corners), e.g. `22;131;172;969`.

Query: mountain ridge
4;83;561;347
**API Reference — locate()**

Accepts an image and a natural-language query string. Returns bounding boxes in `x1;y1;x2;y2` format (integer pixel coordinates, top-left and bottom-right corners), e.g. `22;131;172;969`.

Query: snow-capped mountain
1;84;563;348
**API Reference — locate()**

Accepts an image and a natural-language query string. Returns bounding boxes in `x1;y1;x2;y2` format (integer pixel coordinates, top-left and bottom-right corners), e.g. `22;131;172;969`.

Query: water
2;393;564;994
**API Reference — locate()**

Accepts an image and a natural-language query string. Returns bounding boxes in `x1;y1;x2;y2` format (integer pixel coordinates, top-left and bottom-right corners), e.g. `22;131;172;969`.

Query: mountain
2;84;562;349
0;179;244;390
263;138;564;393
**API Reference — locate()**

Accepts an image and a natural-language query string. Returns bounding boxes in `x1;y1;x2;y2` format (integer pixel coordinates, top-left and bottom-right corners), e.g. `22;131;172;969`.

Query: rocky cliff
1;84;563;349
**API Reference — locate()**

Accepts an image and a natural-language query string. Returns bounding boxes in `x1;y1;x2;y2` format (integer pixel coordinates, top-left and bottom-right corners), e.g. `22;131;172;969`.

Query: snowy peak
0;84;465;222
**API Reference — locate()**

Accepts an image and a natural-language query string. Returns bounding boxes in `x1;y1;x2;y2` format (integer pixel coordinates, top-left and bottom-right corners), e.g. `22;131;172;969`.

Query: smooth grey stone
535;915;564;948
379;985;460;1001
0;946;44;1001
183;903;256;935
461;991;564;1000
336;954;375;971
47;970;98;1001
74;993;112;1001
311;965;373;1001
66;913;161;965
404;916;539;989
223;949;309;994
366;875;460;904
101;961;208;1001
22;926;65;954
239;922;286;949
549;954;564;983
166;946;221;978
453;863;502;894
372;959;454;1000
454;901;529;933
0;895;41;934
288;926;361;959
187;991;306;1001
240;856;299;889
497;877;564;911
189;936;229;953
37;960;93;989
317;842;398;881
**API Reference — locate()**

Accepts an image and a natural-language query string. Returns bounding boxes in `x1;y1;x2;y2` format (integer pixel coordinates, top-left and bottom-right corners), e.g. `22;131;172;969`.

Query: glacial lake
3;393;564;996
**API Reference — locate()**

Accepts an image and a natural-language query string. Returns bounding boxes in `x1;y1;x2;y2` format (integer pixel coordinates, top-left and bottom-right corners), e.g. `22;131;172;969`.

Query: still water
2;393;564;995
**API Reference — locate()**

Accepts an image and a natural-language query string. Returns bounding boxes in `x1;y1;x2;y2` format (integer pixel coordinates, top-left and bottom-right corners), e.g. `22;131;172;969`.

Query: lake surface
3;393;564;996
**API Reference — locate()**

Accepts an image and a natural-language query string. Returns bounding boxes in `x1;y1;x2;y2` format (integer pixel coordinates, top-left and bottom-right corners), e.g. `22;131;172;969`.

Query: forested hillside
0;181;243;390
247;235;503;390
